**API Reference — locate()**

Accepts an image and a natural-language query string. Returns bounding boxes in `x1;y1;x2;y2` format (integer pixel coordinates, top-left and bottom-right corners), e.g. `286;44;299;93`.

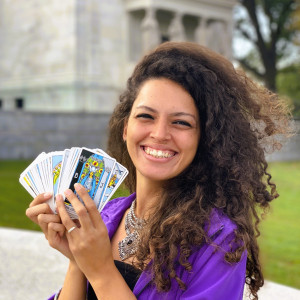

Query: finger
29;192;53;207
64;188;93;229
56;194;78;233
37;214;61;235
38;213;61;225
26;203;54;224
74;183;102;228
48;222;66;239
48;222;73;261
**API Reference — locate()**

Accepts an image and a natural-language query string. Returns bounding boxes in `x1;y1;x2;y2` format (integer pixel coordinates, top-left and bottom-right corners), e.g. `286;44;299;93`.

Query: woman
26;42;291;300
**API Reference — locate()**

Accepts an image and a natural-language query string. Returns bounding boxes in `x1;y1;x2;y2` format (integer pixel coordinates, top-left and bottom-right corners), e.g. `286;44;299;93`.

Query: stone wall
0;0;126;114
0;111;110;159
0;0;236;114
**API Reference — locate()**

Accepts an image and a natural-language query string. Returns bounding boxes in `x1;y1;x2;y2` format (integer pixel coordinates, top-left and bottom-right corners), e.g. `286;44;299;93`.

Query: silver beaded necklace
118;199;145;261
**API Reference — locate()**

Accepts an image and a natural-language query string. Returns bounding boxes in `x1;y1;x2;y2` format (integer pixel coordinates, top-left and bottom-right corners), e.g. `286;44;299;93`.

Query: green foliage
0;160;299;288
277;64;300;117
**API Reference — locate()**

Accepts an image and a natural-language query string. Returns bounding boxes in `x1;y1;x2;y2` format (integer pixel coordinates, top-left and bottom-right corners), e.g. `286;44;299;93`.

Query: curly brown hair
107;42;292;299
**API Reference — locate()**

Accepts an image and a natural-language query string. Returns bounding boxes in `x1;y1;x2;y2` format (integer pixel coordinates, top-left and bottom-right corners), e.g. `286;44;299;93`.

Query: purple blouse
50;193;247;299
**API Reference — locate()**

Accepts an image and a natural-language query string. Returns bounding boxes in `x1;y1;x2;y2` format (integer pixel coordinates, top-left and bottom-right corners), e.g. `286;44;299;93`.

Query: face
123;78;200;184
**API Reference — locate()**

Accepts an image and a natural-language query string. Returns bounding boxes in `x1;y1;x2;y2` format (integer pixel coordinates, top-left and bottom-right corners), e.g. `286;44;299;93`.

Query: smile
143;146;176;158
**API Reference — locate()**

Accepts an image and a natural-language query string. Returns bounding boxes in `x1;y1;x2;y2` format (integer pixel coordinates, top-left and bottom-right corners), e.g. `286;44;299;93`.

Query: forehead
132;78;197;113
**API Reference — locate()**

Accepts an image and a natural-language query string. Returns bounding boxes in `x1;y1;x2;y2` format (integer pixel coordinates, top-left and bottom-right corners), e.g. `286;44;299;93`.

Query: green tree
291;0;300;44
235;0;299;91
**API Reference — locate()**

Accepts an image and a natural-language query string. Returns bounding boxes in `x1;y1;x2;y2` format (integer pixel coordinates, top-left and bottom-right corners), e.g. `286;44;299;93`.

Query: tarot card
50;151;64;196
57;147;81;196
19;173;38;198
99;161;128;211
19;152;46;196
19;152;56;211
37;155;49;192
57;149;70;190
45;154;53;193
94;149;128;210
63;148;116;218
32;160;47;193
20;147;129;219
38;151;63;211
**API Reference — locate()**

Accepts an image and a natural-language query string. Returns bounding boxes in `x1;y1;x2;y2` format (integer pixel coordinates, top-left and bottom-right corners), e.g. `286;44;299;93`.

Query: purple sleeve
181;231;247;300
47;293;56;300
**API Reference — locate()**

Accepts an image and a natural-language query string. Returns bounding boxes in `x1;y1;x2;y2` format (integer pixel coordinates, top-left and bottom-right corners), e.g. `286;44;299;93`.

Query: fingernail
64;189;72;197
74;183;83;190
55;194;63;202
44;192;53;199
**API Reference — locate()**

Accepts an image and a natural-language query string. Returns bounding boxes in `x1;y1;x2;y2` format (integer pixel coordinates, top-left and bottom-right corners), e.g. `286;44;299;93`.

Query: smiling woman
123;78;200;183
26;41;292;300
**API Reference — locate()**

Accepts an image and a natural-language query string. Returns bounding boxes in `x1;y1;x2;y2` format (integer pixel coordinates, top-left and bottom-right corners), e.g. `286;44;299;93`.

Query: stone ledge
1;227;299;299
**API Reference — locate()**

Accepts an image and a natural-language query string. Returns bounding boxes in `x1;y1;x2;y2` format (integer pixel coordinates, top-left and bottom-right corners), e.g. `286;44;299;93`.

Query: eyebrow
135;105;198;121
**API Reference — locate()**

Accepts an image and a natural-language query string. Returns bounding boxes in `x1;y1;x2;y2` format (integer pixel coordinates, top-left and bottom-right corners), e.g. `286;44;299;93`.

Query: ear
123;120;128;142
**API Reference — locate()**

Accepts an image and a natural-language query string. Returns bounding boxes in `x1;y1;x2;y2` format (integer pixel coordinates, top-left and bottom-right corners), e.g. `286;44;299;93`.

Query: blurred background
0;0;299;293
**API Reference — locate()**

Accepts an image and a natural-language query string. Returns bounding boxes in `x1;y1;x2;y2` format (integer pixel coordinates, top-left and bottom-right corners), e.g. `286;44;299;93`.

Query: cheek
125;126;143;153
128;122;148;140
184;133;200;156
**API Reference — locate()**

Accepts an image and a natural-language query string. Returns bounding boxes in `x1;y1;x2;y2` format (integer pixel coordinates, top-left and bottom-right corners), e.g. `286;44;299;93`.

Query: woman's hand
26;192;54;225
56;183;115;283
26;193;74;261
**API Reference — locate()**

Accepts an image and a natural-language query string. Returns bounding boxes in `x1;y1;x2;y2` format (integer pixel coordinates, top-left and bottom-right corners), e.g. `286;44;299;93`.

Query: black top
87;260;142;299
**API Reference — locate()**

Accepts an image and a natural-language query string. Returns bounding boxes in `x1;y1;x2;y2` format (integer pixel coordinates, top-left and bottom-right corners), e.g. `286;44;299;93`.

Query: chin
141;170;180;182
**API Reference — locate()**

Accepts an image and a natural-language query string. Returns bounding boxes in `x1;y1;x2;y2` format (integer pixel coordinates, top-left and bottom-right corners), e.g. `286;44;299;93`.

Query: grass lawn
259;161;300;289
0;160;40;230
0;160;299;289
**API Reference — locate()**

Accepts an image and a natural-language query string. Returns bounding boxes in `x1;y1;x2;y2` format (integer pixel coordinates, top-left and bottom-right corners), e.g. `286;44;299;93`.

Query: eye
173;120;192;127
136;113;154;120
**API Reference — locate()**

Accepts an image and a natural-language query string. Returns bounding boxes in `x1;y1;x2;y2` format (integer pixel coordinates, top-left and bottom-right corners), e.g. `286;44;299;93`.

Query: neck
134;176;164;220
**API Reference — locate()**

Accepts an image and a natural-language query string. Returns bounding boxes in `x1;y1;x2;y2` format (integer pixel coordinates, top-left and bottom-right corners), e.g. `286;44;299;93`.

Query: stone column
168;12;185;41
141;7;160;53
195;17;207;46
206;20;230;58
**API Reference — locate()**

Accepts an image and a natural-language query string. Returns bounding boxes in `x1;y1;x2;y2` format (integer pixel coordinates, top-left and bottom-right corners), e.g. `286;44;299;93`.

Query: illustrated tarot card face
64;148;115;217
100;162;128;209
93;148;128;211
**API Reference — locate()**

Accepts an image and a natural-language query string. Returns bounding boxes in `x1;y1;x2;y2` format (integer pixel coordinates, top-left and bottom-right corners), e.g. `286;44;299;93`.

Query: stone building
0;0;236;114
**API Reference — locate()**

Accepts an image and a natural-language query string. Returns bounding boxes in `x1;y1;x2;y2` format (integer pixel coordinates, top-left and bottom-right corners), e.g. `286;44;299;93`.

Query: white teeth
144;147;173;158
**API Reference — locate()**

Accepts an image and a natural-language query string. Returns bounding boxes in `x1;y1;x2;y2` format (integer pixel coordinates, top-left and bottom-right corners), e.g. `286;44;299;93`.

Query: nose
150;118;171;141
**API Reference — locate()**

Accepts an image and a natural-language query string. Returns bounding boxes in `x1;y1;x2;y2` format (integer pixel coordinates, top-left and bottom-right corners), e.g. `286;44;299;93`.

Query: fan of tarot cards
19;147;128;219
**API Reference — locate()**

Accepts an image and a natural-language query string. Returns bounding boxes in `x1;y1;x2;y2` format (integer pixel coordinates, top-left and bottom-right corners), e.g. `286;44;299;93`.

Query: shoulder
207;208;237;242
188;207;245;266
179;210;246;299
188;208;242;269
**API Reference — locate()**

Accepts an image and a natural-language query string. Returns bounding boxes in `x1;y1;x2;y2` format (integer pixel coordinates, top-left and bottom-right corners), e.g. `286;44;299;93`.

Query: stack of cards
19;147;128;219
